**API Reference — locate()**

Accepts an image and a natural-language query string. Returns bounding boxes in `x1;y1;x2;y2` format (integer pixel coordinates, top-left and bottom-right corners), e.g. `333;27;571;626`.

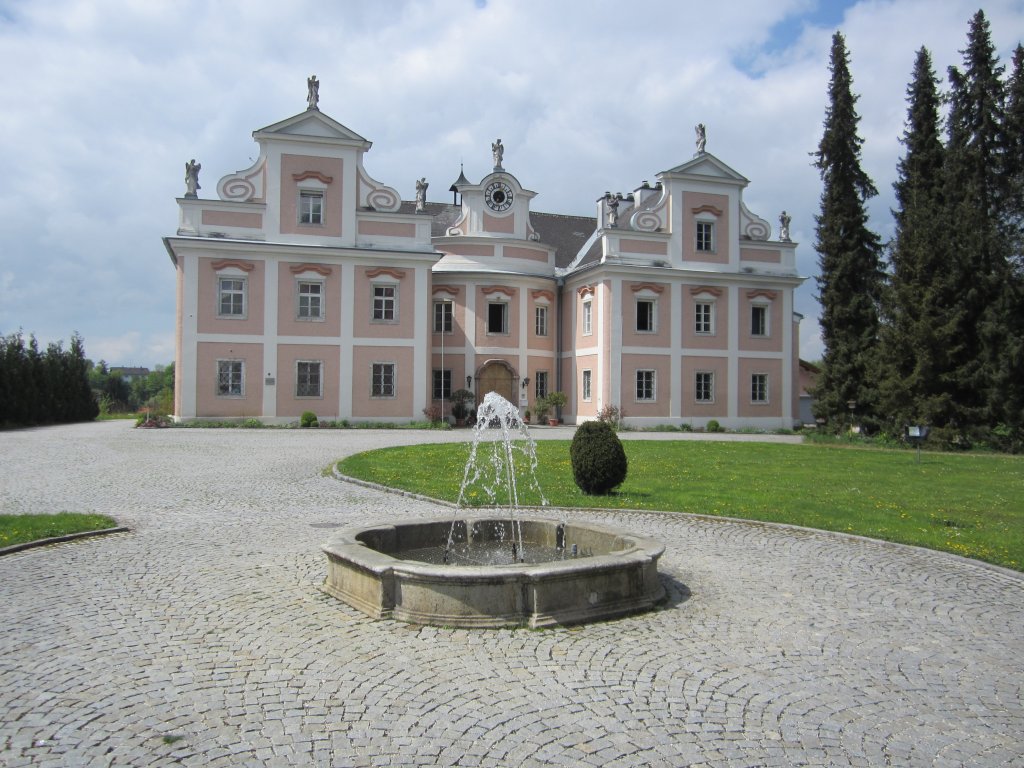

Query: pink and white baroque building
165;86;805;429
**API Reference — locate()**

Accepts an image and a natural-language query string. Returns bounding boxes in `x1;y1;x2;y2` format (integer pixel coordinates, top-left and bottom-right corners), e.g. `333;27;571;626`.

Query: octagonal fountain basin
322;517;666;629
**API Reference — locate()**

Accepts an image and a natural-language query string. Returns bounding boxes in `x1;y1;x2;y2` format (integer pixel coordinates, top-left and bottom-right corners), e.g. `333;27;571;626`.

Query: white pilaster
262;258;278;418
339;263;354;416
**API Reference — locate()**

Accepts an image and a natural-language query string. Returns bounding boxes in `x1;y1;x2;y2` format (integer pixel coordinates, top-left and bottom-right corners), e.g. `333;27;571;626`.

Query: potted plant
523;408;531;424
545;391;567;425
450;388;475;426
533;396;550;424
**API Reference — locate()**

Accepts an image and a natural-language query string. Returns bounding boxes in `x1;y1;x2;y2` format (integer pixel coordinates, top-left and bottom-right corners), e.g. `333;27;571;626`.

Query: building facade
165;91;804;429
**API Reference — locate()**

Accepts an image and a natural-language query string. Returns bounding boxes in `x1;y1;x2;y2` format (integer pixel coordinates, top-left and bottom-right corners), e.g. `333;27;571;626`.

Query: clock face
485;181;514;212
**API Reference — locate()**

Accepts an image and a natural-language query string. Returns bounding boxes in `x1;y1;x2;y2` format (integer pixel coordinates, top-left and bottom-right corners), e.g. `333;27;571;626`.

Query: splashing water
445;392;550;562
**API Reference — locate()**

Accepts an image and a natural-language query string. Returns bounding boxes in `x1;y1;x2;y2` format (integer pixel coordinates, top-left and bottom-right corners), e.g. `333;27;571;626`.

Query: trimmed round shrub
706;419;722;433
570;421;628;495
300;410;318;428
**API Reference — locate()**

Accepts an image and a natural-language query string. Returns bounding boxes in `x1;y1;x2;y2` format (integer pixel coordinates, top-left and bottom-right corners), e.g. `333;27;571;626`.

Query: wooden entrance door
476;361;516;406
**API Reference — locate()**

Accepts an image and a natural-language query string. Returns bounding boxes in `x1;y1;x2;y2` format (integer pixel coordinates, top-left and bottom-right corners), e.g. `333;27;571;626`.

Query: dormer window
696;220;715;252
299;191;323;225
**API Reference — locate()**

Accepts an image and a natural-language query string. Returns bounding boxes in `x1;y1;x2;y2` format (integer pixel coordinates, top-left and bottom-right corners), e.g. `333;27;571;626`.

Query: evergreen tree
945;10;1011;439
812;32;884;429
879;47;957;430
990;43;1024;448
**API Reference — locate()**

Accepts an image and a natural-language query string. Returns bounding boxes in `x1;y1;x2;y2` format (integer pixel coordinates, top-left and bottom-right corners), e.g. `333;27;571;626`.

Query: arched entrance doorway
474;360;517;407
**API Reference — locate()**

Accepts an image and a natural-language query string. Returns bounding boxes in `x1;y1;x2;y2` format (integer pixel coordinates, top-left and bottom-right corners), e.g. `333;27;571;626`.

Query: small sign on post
906;425;931;463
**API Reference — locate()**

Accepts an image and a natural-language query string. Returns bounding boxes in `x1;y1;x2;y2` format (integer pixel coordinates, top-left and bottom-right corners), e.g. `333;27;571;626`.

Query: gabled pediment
659;152;748;186
253;109;371;148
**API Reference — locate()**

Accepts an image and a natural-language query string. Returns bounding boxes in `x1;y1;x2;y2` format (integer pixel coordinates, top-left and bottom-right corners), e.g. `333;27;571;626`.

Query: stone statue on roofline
415;177;428;212
607;193;620;228
492;138;504;170
307;75;320;110
695;123;707;154
779;210;792;242
184;159;201;198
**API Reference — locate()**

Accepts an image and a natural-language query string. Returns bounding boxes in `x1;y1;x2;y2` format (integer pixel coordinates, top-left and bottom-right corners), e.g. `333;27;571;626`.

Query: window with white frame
582;299;593;336
535;370;548;400
695;302;714;335
432;369;452;400
636;299;656;332
582;369;592;401
433;300;453;333
751;373;768;403
299;190;323;225
487;301;508;334
371;362;395;397
535;305;548;337
372;284;397;322
296;360;322;398
751;304;768;337
696;220;715;252
297;280;324;320
636;369;656;401
218;277;246;318
216;360;244;397
695;371;714;403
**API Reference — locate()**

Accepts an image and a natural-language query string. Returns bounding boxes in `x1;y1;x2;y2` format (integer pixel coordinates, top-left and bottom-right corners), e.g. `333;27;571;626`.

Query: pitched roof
398;201;596;268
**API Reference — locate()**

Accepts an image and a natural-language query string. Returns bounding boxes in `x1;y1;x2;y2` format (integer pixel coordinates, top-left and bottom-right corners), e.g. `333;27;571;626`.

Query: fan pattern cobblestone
1;422;1021;767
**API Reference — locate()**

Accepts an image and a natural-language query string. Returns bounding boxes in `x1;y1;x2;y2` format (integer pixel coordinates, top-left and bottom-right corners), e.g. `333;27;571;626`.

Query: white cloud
0;0;1021;366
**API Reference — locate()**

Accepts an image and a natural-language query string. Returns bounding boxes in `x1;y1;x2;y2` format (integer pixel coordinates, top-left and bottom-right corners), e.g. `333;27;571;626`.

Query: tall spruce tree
945;10;1011;439
991;43;1024;448
812;32;884;429
878;47;955;430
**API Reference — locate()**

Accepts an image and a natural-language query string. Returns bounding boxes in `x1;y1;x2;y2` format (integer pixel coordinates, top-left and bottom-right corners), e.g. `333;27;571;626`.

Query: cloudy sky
1;0;1022;369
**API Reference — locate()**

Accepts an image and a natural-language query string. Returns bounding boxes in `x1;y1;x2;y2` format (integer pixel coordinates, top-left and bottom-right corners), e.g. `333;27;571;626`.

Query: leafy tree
812;32;884;430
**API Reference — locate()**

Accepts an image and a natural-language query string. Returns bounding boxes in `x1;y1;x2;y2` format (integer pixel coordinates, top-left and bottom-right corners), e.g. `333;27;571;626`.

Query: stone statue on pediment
695;123;707;154
779;210;792;241
492;138;504;169
307;75;320;110
607;194;620;228
415;177;428;212
184;159;201;198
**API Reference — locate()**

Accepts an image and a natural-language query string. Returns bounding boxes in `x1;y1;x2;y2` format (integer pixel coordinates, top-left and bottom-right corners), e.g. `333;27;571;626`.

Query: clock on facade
484;180;514;212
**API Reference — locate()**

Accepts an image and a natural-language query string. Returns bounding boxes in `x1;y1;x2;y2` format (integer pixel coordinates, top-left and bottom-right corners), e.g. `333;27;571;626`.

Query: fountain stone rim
322;516;666;628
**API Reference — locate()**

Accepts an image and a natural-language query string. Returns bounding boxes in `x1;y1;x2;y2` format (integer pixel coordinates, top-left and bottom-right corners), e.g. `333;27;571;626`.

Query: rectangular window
218;277;246;318
297;281;324;320
582;300;593;336
299;191;323;225
432;369;452;400
487;302;508;334
216;360;243;397
296;361;322;398
535;371;548;400
751;305;768;336
582;369;592;401
695;302;713;334
636;370;656;401
372;284;397;322
695;372;714;403
372;363;395;398
433;300;453;333
751;373;768;403
535;306;548;337
696;221;714;252
636;299;655;332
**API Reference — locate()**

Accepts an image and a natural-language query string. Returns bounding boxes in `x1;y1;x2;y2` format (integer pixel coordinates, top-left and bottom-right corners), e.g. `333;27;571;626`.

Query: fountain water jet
322;393;665;627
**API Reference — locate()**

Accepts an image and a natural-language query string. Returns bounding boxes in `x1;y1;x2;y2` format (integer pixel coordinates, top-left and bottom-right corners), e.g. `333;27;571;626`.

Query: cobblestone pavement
1;422;1022;767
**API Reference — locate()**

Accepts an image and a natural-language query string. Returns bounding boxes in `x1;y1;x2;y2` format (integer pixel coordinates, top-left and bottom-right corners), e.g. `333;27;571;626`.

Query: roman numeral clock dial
484;180;514;212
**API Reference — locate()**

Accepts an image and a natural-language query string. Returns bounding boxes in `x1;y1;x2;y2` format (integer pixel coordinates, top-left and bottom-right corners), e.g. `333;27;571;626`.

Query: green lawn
337;441;1024;571
0;513;118;548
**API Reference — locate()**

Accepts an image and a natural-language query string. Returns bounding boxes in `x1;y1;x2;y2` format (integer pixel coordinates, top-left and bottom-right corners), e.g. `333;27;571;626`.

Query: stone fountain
322;393;665;628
